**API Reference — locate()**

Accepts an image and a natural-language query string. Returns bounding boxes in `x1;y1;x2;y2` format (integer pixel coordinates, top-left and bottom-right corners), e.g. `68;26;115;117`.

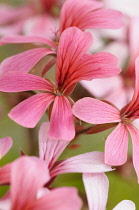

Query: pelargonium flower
0;122;113;187
83;173;136;210
0;156;82;210
73;56;139;182
0;27;121;140
59;0;123;33
0;0;123;75
38;122;113;180
81;16;139;109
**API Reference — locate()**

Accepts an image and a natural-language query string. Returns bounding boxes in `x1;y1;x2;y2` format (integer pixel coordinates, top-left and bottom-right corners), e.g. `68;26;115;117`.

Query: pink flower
0;0;123;75
39;122;113;180
60;0;123;33
0;27;121;140
83;173;136;210
73;56;139;182
0;122;113;186
81;17;139;109
0;156;82;210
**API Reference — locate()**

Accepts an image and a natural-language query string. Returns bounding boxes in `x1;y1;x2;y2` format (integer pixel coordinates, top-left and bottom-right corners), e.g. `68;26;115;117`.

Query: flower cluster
0;0;138;209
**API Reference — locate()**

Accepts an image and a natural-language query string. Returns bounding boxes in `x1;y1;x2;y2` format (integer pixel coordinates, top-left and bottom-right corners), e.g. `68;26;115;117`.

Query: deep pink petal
50;152;113;177
0;137;12;159
105;123;128;165
56;27;93;88
113;200;136;210
83;173;108;210
126;124;139;183
0;48;55;74
0;163;11;185
48;96;75;141
73;97;120;124
9;93;55;128
39;122;69;168
0;35;56;48
0;71;53;92
11;156;50;210
122;56;139;115
64;52;121;92
60;0;103;32
31;187;82;210
60;0;123;31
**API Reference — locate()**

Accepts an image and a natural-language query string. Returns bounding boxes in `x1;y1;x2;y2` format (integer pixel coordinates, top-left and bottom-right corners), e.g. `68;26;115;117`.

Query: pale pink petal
73;97;120;124
50;152;113;178
105;123;128;165
0;48;55;74
0;191;11;210
39;122;69;168
0;71;53;92
0;35;55;48
9;93;55;128
60;0;123;31
56;27;93;88
81;9;123;30
0;5;32;24
23;15;56;40
31;187;82;210
113;200;136;210
134;56;139;99
48;96;75;141
83;173;108;210
129;17;139;63
126;124;139;183
0;21;23;36
64;52;121;92
11;156;50;210
0;137;12;159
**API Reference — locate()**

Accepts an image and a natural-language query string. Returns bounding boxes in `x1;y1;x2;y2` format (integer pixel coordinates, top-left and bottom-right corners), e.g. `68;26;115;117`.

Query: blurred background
0;0;139;209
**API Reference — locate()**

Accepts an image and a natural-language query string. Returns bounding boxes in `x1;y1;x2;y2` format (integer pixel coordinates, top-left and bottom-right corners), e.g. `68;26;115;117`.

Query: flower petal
0;35;55;48
0;163;11;185
39;122;69;168
105;123;128;165
83;173;108;210
9;93;55;128
0;71;53;92
48;96;75;141
73;97;120;124
0;191;11;210
56;27;93;88
83;9;123;29
50;151;113;177
126;124;139;183
60;0;123;31
31;187;82;210
0;48;55;74
113;200;136;210
64;52;121;92
11;156;50;210
0;137;12;159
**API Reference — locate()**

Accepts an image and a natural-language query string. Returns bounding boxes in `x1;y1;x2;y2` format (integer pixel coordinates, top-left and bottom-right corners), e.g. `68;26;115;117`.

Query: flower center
121;115;132;124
